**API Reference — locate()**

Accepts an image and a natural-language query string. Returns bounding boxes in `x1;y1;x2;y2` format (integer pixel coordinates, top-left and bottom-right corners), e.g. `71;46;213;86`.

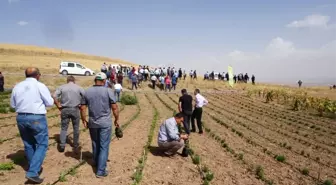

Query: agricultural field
0;75;335;185
0;44;335;185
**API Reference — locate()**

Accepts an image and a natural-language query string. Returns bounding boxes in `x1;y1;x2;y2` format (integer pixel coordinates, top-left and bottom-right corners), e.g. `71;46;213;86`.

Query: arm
39;83;54;107
80;95;88;127
108;89;119;126
53;87;62;110
10;88;16;109
165;121;180;141
178;97;182;112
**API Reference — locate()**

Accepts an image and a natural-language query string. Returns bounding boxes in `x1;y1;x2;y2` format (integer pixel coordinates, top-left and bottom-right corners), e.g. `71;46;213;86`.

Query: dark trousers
89;127;111;176
172;83;176;90
0;84;3;92
60;107;80;148
191;107;203;133
152;80;156;89
132;82;137;90
182;111;192;134
165;84;171;92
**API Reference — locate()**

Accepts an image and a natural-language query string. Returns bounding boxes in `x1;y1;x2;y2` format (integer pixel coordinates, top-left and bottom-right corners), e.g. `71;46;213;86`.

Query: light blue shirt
10;78;54;114
158;117;180;142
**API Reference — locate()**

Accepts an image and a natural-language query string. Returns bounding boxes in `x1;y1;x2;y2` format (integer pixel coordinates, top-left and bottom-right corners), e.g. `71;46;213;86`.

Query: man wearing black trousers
191;89;208;134
178;89;193;135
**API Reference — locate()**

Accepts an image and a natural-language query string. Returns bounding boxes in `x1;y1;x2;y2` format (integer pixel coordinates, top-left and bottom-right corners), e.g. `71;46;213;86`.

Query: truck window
68;63;75;67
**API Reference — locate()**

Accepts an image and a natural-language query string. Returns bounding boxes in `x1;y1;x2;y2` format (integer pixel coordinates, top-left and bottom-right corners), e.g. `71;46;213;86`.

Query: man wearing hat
80;72;120;178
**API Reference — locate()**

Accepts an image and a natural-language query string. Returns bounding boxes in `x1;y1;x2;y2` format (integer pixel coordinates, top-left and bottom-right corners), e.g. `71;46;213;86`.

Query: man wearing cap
10;67;54;184
53;76;85;153
80;72;119;178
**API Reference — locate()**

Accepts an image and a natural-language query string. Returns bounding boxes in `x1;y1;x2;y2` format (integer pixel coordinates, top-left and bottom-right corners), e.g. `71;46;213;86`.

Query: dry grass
0;43;137;74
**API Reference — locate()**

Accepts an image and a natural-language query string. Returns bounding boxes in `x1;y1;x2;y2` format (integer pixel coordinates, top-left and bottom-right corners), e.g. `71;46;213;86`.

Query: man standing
151;74;157;90
191;89;208;134
53;76;85;153
158;113;188;156
80;72;119;178
178;89;193;135
0;71;4;92
131;73;138;90
114;82;122;102
10;67;54;184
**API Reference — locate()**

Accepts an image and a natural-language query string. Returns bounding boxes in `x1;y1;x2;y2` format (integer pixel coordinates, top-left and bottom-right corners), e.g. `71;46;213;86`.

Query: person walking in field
165;75;171;92
183;70;187;80
158;113;188;156
53;76;85;154
10;67;54;184
131;73;138;90
114;82;122;102
159;75;165;91
172;75;178;90
251;75;256;85
191;89;208;134
117;71;123;86
80;72;119;178
0;71;4;92
298;80;303;88
151;74;157;90
178;89;193;135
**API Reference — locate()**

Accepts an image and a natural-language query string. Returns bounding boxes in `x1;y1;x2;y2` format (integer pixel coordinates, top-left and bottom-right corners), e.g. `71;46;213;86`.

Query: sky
1;0;335;84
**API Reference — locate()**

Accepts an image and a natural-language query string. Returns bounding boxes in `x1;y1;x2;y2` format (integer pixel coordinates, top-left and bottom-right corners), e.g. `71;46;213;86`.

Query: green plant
192;155;201;165
0;162;14;171
205;171;214;181
9;107;15;113
275;155;286;162
301;168;309;175
120;94;138;105
238;153;244;160
0;107;8;114
59;172;67;182
322;179;333;185
255;165;265;180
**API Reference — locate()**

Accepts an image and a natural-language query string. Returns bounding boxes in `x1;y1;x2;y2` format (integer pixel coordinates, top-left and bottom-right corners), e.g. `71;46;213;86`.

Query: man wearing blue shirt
157;113;188;156
10;67;54;184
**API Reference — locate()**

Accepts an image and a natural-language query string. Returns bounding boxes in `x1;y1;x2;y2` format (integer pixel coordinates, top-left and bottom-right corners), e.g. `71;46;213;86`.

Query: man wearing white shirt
150;75;157;90
191;89;208;134
10;67;54;184
114;83;122;102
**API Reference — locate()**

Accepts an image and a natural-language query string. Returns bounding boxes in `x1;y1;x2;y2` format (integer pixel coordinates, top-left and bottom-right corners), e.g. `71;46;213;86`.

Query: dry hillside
0;43;137;74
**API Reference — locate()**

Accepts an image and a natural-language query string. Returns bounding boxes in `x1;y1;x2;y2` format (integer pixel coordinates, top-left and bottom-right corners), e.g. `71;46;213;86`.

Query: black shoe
190;130;196;133
26;176;44;184
199;131;204;135
57;145;65;153
38;167;43;175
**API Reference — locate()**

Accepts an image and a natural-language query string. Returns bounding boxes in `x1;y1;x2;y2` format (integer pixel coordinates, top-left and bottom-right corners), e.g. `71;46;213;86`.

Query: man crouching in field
80;72;119;178
157;113;188;156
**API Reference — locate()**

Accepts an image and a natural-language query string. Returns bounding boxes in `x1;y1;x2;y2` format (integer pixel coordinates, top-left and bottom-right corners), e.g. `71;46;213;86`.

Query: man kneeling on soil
158;113;188;156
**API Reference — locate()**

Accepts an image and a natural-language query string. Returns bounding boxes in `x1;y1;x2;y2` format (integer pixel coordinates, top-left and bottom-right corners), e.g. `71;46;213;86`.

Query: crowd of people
204;71;256;84
8;67;209;184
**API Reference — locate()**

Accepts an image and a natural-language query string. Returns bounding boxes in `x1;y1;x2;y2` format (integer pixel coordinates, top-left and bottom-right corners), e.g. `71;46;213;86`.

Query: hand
180;134;188;140
114;120;119;128
82;120;88;128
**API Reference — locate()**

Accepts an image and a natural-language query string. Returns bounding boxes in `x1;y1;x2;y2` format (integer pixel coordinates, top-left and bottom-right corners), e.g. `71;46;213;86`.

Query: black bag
115;127;123;138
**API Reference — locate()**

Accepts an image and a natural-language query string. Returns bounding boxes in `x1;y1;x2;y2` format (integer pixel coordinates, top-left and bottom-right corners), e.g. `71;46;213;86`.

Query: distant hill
0;43;137;73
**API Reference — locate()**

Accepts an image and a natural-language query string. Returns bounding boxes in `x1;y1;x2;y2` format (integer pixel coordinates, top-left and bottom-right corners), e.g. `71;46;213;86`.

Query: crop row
167;94;336;181
231;92;336;131
202;95;336;170
155;93;214;185
207;94;336;148
246;88;336;119
50;96;139;184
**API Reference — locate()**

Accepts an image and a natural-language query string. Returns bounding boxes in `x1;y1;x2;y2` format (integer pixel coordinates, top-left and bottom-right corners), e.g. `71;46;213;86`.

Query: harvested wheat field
0;45;336;185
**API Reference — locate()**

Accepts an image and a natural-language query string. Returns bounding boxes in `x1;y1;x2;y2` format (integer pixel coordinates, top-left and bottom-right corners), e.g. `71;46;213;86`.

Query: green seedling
0;162;14;171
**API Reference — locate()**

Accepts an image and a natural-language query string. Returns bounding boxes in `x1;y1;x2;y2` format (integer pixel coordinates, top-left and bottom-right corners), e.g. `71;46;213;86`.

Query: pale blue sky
1;0;335;84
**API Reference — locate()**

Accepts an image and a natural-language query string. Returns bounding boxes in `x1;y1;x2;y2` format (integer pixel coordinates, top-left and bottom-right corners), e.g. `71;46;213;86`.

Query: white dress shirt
195;93;208;108
10;78;54;114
